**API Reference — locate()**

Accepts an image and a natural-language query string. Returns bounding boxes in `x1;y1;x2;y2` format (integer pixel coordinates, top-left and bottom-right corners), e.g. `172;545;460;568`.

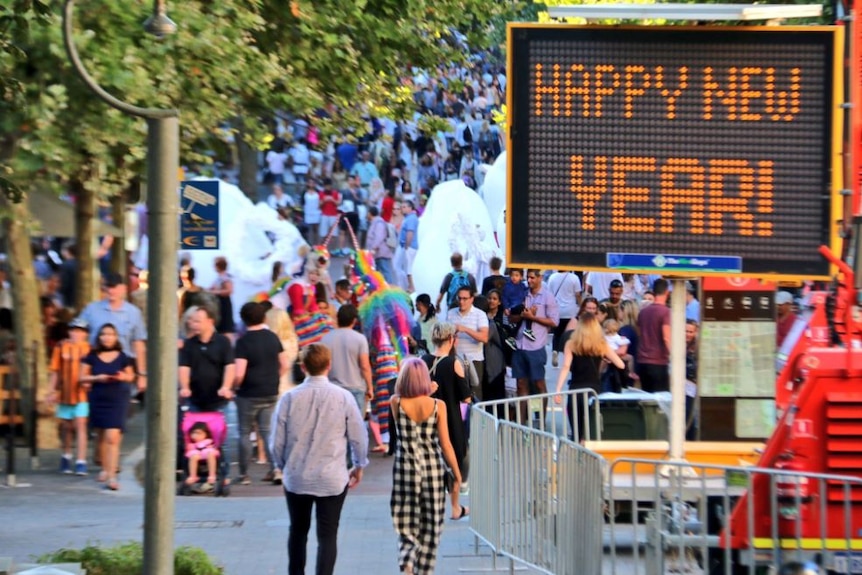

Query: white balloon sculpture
412;179;501;314
139;179;308;325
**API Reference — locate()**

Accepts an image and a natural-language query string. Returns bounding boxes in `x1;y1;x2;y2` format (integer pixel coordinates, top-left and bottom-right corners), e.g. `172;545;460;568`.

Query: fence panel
606;458;862;575
555;438;605;575
497;420;559;573
469;406;501;553
476;389;601;442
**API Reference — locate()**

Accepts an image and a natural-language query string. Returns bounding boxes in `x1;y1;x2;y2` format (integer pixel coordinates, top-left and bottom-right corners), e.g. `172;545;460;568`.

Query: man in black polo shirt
179;305;235;474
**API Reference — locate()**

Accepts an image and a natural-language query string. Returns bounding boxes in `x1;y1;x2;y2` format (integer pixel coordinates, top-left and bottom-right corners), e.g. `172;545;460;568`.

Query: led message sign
507;26;841;278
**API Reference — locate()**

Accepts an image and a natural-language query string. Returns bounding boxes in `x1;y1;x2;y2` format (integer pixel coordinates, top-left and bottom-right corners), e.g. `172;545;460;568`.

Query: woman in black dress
553;312;624;443
80;323;135;490
421;322;472;487
210;256;235;341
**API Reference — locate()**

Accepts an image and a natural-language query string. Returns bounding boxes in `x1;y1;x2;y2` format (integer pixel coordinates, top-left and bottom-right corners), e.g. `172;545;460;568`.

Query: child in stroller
178;411;230;496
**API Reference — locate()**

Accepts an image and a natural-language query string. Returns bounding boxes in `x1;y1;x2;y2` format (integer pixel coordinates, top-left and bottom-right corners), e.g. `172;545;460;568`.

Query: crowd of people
16;46;738;575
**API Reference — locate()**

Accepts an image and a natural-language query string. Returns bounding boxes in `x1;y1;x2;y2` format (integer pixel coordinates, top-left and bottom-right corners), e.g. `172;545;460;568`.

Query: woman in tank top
554;312;624;443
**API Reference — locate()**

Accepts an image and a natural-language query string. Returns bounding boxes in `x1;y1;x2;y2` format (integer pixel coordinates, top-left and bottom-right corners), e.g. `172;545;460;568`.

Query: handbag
443;467;456;493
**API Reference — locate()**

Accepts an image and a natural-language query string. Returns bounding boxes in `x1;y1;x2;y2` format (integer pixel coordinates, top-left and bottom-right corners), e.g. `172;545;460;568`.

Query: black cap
610;279;623;288
103;272;124;288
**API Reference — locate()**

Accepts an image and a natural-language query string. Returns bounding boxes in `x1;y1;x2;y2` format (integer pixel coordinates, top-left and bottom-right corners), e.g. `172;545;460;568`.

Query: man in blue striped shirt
270;343;368;575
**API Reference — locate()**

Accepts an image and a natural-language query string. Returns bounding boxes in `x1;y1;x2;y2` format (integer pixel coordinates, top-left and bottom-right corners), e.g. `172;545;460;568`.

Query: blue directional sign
180;180;219;250
607;253;742;274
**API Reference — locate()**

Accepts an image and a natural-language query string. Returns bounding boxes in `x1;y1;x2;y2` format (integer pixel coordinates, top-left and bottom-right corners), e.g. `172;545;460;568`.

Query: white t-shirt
605;333;630;352
586;272;623;302
267;194;294;211
290;144;310;175
447;306;489;362
548;272;582;319
266;151;289;175
303;191;321;224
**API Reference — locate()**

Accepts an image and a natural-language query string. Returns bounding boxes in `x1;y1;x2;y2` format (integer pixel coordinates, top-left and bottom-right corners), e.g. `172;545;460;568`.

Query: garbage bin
590;391;670;440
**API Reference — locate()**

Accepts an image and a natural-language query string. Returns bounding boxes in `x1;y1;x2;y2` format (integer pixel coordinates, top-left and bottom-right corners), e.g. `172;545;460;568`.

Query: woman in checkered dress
390;358;467;574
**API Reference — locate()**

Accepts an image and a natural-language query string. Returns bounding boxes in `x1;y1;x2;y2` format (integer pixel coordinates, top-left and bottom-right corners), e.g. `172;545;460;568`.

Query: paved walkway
0;405;541;574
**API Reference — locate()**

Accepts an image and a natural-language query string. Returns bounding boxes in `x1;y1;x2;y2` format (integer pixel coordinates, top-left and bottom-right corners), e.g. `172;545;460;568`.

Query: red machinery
718;0;862;553
717;252;862;566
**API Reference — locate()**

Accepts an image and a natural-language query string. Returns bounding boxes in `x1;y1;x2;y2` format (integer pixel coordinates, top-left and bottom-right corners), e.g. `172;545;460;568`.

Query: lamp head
143;12;177;37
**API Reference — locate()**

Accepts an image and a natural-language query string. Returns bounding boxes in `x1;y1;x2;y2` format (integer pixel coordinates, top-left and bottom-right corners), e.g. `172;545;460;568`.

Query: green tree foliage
3;0;504;199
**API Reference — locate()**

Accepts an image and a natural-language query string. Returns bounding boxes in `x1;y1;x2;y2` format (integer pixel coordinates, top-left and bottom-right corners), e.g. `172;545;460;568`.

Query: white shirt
266;151;289;175
267;194;293;211
290;144;310;175
547;272;582;319
586;272;623;301
447;305;488;362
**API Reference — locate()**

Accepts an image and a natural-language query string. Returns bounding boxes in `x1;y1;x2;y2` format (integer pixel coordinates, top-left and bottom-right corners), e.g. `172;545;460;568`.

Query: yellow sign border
505;24;844;282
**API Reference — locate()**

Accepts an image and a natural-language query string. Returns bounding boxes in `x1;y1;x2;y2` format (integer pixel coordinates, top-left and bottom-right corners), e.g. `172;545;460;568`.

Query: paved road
0;323;576;574
0;405;549;575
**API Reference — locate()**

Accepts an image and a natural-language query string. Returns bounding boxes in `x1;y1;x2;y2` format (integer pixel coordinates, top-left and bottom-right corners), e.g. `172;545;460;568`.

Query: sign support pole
661;278;696;477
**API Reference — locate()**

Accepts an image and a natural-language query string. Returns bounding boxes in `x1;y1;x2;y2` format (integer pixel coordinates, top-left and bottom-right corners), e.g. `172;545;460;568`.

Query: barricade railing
606;457;862;575
474;388;602;443
469;389;606;575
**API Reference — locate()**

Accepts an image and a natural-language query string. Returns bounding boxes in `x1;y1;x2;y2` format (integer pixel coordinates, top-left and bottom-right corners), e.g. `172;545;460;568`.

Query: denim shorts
511;348;547;381
57;402;89;420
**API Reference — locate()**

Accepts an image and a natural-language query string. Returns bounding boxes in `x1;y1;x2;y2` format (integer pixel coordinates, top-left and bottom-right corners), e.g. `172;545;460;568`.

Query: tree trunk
237;122;261;201
0;193;49;446
74;181;98;310
110;193;126;278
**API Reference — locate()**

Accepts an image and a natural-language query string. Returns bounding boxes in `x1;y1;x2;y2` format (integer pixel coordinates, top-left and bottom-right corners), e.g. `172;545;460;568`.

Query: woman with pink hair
390;358;466;575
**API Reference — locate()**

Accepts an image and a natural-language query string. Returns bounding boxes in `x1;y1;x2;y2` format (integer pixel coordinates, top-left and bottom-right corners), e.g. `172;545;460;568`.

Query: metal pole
63;2;179;573
142;116;179;575
668;279;690;467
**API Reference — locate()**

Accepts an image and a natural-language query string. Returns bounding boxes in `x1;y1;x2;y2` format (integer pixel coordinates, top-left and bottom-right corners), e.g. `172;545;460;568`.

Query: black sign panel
508;26;839;279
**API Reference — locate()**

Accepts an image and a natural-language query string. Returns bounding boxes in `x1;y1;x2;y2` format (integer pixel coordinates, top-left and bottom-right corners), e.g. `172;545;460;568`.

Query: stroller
176;410;231;497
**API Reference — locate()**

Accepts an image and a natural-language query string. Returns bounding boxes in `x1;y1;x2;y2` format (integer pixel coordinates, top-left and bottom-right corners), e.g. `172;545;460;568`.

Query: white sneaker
459;481;470;495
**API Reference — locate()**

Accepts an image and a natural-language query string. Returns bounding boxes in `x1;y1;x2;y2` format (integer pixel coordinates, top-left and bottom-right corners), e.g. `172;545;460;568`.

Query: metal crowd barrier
606;458;862;575
474;388;602;443
469;389;605;575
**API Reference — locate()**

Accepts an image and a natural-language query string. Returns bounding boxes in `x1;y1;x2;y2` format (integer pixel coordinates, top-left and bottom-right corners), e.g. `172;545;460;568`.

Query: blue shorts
511;348;547;382
57;402;89;420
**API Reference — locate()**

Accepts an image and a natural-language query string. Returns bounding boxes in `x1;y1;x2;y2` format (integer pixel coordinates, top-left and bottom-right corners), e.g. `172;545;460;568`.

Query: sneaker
74;461;88;476
60;456;72;475
238;475;251;485
552;351;559;368
459;481;470;495
523;329;536;342
193;482;214;494
505;337;517;350
272;470;283;485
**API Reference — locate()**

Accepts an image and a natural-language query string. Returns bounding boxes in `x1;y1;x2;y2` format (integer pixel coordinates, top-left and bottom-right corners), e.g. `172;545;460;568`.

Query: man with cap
776;291;797;348
77;272;148;394
47;317;91;475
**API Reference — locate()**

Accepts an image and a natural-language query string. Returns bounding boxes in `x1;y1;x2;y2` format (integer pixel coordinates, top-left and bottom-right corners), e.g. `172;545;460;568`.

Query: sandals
105;479;119;491
370;445;388;453
450;504;469;520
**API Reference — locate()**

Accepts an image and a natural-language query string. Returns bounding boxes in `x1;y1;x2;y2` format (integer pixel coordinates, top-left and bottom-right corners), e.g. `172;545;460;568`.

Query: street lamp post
62;2;179;574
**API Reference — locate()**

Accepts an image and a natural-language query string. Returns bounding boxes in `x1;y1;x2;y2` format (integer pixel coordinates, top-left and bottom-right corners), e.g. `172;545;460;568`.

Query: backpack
446;270;471;308
385;221;398;250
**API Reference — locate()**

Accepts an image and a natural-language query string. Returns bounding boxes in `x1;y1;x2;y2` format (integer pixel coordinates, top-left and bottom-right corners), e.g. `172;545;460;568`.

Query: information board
180;180;220;250
507;25;841;279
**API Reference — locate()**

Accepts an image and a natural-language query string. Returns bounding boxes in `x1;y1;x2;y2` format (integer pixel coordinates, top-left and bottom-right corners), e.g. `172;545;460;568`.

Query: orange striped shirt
50;340;90;405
